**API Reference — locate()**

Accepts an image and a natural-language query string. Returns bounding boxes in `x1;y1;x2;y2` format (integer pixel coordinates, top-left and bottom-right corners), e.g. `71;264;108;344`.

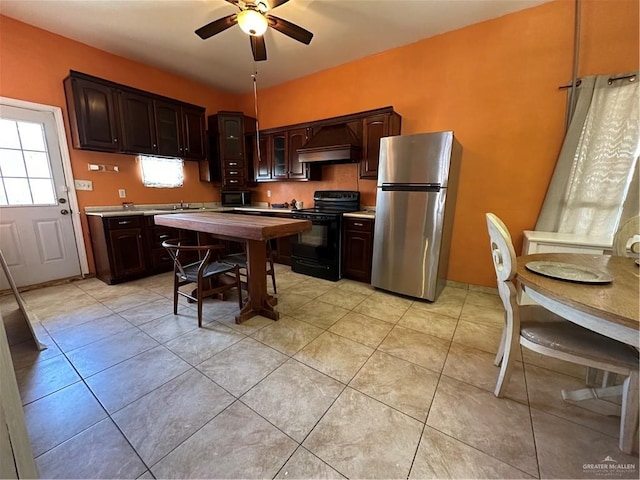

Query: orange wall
0;15;238;271
238;0;639;287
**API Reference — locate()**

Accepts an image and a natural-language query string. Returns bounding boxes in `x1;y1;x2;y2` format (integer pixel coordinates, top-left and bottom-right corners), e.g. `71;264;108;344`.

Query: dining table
517;252;639;453
155;212;311;323
517;253;639;348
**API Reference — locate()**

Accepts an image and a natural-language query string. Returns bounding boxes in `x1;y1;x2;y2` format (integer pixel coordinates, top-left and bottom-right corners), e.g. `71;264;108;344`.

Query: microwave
221;190;252;207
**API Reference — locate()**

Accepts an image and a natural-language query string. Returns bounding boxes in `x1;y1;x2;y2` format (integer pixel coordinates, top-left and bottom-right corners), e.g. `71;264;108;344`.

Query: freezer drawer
371;189;448;301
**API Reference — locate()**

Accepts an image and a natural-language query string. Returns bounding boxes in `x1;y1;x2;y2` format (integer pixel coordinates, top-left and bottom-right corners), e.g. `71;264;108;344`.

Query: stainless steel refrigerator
371;132;462;301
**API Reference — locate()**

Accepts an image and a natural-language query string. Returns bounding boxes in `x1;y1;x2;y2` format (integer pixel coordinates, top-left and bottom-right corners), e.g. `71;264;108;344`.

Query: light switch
118;189;126;198
74;180;93;191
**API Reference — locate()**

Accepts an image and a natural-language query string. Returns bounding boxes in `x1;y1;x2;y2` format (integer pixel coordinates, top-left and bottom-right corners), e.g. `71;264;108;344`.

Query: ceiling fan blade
250;35;267;61
266;0;290;9
195;14;238;40
224;0;243;8
266;15;313;45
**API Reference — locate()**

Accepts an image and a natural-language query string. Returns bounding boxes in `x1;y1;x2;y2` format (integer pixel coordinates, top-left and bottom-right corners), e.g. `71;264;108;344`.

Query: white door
0;105;81;289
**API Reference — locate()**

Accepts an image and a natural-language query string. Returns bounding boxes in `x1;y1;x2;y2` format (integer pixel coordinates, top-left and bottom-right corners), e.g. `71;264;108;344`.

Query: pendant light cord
252;66;261;165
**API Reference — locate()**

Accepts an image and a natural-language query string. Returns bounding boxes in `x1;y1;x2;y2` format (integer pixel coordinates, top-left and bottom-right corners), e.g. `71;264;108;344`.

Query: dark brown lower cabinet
342;217;375;283
272;235;295;266
88;215;198;284
88;215;147;284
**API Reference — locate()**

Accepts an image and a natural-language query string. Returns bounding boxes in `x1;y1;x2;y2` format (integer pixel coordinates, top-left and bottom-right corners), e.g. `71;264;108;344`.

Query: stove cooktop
294;206;359;215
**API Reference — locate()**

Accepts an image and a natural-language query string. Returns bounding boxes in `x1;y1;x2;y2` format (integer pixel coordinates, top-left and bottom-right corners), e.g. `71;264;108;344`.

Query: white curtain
536;72;639;238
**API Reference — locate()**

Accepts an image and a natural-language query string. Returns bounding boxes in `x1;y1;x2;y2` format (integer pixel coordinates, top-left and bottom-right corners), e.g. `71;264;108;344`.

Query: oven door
292;214;339;262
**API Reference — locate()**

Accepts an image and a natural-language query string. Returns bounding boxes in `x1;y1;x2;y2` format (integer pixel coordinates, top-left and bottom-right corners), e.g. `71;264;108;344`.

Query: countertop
85;204;294;217
85;204;374;218
344;211;376;219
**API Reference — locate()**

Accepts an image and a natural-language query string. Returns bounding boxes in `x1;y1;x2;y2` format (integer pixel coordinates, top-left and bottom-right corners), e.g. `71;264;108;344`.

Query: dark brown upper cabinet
64;76;121;152
287;128;309;179
202;112;256;187
256;126;320;182
64;71;205;160
251;106;400;183
254;133;272;181
182;106;206;160
118;91;157;155
360;112;402;179
153;100;182;157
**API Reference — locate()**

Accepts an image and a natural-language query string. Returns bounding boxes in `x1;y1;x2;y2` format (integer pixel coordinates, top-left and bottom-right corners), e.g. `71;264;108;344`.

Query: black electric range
291;191;360;281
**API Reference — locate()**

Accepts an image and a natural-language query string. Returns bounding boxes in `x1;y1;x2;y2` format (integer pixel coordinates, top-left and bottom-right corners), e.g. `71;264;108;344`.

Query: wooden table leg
235;239;279;323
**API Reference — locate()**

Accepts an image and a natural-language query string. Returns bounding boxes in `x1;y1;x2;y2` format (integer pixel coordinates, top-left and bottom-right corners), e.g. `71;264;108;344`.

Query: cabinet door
287;127;308;179
342;219;374;283
219;115;244;161
271;132;288;179
118;91;157;154
255;133;272;181
108;228;146;278
182;107;206;160
360;114;389;179
154;100;182;157
66;78;120;151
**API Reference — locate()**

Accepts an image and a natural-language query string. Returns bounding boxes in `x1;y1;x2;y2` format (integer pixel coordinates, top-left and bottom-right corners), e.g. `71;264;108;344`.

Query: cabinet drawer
223;176;246;187
223;168;245;178
106;216;143;229
149;226;178;248
223;159;245;169
344;218;373;232
152;248;174;269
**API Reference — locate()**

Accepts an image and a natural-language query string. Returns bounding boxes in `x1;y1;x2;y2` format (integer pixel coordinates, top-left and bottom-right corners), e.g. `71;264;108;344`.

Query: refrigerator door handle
380;183;441;192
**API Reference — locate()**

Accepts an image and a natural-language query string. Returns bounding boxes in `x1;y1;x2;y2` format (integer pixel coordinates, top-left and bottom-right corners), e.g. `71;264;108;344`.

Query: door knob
60;209;69;215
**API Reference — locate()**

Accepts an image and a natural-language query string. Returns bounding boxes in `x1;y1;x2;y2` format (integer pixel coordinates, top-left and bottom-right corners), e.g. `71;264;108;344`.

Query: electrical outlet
74;180;93;191
267;190;272;198
118;189;126;198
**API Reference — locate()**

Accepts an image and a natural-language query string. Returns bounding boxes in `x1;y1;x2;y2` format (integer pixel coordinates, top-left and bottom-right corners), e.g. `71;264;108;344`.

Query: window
0;118;56;206
139;155;184;188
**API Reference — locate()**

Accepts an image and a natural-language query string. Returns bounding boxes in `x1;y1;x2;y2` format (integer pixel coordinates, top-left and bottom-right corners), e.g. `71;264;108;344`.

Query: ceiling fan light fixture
237;9;268;36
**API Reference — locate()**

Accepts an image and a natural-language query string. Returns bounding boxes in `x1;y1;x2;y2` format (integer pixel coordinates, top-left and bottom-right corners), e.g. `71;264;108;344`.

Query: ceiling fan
195;0;313;62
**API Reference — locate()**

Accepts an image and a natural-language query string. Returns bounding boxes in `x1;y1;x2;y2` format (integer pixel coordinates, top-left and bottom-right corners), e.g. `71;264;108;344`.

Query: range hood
297;124;362;164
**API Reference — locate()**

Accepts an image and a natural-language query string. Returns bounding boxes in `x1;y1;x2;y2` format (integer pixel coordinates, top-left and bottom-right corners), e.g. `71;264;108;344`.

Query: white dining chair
486;212;639;453
613;215;640;257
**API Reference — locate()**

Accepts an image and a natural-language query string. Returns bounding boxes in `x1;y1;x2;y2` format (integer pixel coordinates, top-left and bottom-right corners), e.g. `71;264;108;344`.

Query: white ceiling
2;0;551;94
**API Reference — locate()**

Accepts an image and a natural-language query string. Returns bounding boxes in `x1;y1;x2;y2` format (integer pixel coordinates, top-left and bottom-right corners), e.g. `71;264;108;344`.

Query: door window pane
24;151;51;177
30;179;56;204
18;121;46;151
0;119;20;149
0;148;27;176
0;119;56;206
4;178;32;204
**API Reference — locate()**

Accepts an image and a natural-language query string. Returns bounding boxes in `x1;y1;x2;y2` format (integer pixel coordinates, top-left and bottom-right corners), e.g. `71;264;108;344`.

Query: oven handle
292;216;334;224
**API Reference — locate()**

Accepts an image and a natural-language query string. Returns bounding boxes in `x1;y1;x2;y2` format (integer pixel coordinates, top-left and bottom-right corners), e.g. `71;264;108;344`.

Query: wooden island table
155;212;311;323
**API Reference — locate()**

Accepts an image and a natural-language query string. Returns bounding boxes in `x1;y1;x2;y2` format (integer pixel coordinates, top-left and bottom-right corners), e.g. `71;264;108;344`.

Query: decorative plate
525;261;613;284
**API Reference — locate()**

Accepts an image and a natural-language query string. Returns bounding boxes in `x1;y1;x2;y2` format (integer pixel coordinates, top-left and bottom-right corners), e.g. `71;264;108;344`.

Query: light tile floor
3;265;639;479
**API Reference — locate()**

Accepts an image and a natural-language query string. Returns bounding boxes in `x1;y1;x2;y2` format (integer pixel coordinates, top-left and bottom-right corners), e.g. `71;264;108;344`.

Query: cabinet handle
354;222;364;227
229;180;238;184
118;220;132;225
113;138;118;143
153;144;157;148
138;235;142;239
159;234;170;239
185;147;189;152
229;162;238;166
229;171;238;175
